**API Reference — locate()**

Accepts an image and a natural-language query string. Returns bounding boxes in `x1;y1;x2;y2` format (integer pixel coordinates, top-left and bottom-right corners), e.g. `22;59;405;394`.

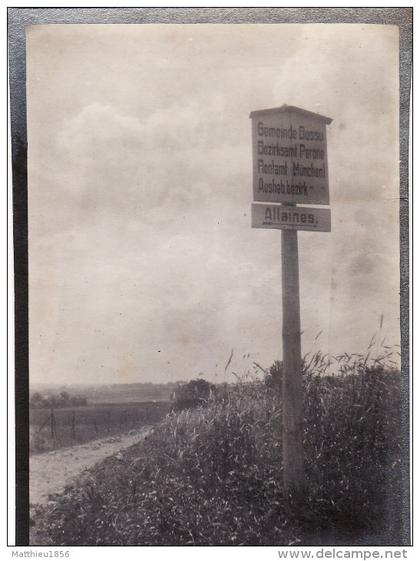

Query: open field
30;356;405;546
30;401;171;454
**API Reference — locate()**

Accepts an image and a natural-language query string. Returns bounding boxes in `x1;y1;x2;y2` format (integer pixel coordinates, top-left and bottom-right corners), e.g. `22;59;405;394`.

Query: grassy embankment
31;353;403;546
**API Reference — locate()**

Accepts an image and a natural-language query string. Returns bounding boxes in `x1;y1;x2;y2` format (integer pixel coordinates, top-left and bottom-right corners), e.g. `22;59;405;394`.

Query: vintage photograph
10;10;410;547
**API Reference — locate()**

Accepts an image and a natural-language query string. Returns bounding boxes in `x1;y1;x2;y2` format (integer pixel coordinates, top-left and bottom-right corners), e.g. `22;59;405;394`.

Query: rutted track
30;427;152;505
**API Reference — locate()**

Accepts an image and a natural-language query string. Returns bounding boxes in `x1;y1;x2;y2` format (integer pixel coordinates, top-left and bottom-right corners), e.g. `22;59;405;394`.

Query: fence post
71;411;76;441
50;407;57;440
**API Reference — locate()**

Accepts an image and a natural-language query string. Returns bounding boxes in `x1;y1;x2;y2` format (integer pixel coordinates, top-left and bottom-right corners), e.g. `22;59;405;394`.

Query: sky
26;24;400;386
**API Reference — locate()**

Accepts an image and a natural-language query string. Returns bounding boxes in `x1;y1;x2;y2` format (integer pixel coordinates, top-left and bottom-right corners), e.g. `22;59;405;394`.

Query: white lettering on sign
251;203;331;232
250;106;332;205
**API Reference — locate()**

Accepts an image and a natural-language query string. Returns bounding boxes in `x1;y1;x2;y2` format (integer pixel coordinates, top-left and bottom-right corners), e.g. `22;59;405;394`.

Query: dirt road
30;427;152;506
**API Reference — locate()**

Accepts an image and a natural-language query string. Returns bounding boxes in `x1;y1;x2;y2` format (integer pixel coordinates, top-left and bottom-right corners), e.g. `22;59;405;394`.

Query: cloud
27;24;401;385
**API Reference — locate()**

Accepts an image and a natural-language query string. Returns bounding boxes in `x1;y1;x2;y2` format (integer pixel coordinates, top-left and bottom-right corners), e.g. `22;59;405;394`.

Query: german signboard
250;105;332;205
251;203;331;232
250;104;333;498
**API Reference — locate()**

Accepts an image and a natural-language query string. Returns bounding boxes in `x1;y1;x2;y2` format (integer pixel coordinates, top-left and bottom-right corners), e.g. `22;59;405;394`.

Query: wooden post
50;407;57;440
250;104;332;505
281;220;305;500
50;408;54;439
71;411;76;441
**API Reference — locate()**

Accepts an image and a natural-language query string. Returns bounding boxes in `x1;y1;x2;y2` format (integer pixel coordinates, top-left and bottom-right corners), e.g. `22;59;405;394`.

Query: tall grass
30;353;403;546
302;359;401;542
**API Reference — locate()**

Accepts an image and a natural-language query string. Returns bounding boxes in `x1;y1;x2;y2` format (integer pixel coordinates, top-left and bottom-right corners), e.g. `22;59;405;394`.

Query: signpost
250;105;332;501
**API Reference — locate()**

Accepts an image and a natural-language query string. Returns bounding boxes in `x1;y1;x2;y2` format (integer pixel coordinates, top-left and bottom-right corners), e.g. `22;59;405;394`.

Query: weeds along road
30;426;152;506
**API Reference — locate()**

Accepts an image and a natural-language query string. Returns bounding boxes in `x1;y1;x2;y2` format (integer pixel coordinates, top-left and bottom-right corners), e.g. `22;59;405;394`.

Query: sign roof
249;104;333;125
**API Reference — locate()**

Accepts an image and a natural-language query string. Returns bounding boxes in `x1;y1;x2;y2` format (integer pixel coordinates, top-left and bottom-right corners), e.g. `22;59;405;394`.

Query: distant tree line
30;391;88;409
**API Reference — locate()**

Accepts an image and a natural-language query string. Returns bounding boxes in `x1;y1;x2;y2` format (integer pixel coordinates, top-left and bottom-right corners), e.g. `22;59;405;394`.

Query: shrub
264;360;283;390
172;379;215;411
